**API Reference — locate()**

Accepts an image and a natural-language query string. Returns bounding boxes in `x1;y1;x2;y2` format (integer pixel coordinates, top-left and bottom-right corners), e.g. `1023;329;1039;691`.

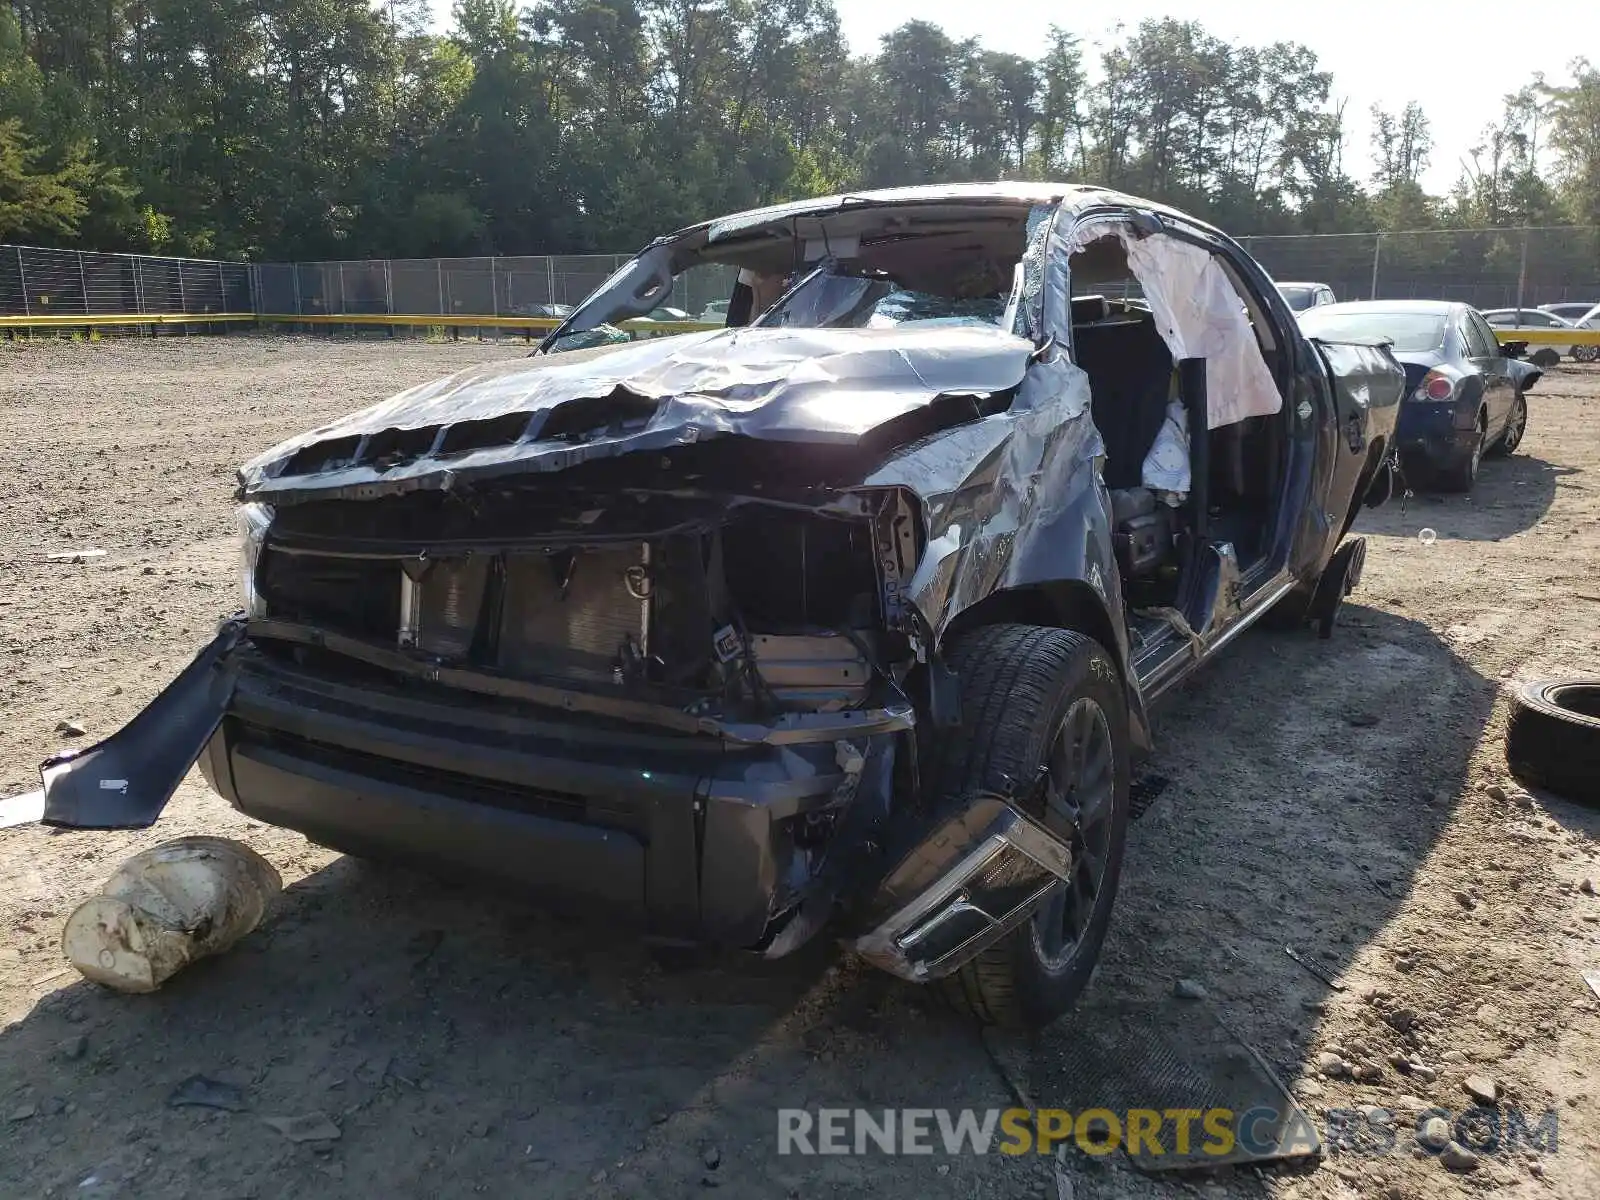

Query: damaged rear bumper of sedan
35;619;1070;970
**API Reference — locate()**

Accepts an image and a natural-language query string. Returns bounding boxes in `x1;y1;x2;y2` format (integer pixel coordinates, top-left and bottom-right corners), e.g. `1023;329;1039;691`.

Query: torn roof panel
700;182;1087;245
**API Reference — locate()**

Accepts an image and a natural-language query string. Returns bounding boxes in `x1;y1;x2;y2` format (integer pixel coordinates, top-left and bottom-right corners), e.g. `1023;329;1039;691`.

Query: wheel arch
938;581;1152;752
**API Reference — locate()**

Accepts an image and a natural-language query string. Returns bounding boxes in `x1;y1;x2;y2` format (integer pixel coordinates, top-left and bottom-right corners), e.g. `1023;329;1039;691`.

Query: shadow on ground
1359;452;1571;543
1010;602;1499;1180
0;605;1498;1199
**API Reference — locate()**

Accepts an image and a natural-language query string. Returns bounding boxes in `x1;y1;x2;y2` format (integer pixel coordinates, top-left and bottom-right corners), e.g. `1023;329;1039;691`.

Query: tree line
2;0;1598;261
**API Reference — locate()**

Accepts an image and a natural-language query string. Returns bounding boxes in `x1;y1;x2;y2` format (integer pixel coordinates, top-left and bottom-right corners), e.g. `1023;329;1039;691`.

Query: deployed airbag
1074;227;1284;430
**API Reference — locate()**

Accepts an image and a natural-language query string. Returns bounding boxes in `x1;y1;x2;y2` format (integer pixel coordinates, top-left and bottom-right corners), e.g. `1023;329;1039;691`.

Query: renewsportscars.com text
776;1106;1560;1159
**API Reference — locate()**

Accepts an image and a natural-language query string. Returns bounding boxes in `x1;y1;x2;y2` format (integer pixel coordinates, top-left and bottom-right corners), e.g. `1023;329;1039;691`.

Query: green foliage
1546;59;1600;226
0;2;1590;258
0;117;90;239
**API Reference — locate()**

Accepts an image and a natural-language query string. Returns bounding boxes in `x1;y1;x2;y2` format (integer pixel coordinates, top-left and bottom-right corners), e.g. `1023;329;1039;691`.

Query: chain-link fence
0;244;252;318
260;230;1600;322
1237;227;1600;310
253;255;731;320
9;226;1598;328
254;255;631;317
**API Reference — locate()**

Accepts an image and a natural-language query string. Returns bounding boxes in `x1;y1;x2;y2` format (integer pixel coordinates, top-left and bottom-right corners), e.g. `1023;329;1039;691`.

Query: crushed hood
239;325;1034;504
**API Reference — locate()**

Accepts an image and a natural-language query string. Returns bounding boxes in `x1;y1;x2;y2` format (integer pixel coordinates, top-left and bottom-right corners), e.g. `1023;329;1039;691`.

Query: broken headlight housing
236;503;273;617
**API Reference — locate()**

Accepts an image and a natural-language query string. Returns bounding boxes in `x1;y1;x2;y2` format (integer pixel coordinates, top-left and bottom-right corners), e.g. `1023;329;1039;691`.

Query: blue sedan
1299;300;1536;492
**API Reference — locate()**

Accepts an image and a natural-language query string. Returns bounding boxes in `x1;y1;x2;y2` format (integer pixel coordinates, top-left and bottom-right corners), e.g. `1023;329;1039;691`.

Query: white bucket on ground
61;836;281;993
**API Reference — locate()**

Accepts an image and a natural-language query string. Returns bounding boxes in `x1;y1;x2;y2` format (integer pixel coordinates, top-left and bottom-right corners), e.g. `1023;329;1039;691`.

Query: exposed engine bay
254;477;923;732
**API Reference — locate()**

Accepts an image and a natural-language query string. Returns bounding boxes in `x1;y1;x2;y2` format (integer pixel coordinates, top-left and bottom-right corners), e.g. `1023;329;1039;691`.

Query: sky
832;0;1595;195
427;0;1598;196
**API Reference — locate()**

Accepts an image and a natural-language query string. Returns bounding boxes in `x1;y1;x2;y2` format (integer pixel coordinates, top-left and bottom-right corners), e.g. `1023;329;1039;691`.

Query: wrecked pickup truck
35;184;1405;1027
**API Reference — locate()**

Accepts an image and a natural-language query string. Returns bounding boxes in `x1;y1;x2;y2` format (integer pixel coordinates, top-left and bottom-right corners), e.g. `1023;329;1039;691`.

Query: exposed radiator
497;547;651;684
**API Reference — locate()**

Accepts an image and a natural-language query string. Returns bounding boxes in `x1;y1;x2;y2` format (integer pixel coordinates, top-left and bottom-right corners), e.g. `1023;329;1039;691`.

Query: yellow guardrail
254;312;723;335
1495;327;1600;346
0;311;724;335
258;312;560;330
0;312;256;329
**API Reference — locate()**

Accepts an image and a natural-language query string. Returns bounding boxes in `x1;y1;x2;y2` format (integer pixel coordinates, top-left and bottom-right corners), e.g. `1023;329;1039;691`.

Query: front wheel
930;624;1131;1028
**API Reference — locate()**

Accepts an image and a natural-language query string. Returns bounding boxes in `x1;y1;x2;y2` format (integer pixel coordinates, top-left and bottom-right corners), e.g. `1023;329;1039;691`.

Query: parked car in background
1276;282;1338;312
699;299;730;324
1300;300;1533;492
35;182;1405;1029
510;303;573;320
1537;301;1599;323
1537;302;1600;361
1480;308;1580;366
628;306;693;327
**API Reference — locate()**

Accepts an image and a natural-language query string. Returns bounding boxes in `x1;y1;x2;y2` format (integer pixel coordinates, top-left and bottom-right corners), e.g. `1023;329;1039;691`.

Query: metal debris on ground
1054;1148;1075;1200
261;1113;342;1143
1284;944;1346;991
1128;772;1172;820
1036;997;1321;1171
1583;968;1600;1001
167;1075;248;1112
46;550;106;563
0;789;46;828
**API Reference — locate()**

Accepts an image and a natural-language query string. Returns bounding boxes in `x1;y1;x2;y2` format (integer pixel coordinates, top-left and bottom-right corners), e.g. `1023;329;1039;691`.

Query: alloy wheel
1030;697;1117;972
1503;396;1527;452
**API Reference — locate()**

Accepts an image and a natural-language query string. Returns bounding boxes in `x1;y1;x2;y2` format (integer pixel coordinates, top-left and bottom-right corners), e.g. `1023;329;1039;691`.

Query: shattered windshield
758;271;1010;331
543;200;1055;350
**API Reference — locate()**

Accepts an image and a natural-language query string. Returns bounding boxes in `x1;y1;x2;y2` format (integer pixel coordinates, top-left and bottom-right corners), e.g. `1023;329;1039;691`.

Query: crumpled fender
38;619;245;829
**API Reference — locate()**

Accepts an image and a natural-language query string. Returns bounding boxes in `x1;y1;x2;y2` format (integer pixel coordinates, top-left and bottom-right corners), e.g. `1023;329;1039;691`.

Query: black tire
1506;678;1600;804
1260;585;1313;631
1488;392;1527;457
1309;537;1367;639
1438;416;1485;492
1531;348;1561;368
930;624;1131;1028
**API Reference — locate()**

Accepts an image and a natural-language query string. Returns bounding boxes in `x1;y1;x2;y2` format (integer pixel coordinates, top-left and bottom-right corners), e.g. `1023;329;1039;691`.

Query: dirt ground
1;334;1597;1200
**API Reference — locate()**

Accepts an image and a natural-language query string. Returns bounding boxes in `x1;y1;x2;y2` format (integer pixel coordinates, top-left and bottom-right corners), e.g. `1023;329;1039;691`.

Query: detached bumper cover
39;620;247;829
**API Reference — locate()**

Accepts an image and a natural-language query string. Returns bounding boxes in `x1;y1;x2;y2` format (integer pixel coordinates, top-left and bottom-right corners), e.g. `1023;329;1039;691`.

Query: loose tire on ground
929;624;1131;1027
1506;678;1600;805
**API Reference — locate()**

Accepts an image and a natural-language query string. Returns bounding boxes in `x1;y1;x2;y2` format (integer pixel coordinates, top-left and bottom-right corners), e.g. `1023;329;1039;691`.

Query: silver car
1480;308;1584;365
1277;281;1338;312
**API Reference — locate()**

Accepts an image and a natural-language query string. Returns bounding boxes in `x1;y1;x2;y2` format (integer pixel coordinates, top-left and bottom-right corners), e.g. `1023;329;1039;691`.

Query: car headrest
1070;295;1110;325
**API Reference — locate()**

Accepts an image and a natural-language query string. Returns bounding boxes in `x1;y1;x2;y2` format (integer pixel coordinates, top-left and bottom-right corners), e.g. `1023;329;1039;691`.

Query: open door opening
1066;229;1289;647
